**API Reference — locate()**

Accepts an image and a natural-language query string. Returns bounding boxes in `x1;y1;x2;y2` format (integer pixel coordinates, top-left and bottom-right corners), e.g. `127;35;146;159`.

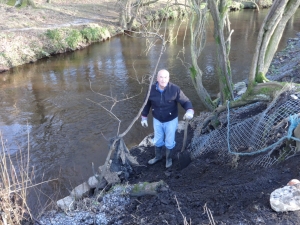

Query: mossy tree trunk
189;1;215;111
207;0;234;104
15;0;36;7
249;0;300;85
14;0;23;7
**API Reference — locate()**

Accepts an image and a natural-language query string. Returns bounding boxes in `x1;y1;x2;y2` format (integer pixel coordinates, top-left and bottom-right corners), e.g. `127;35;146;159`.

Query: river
0;8;299;211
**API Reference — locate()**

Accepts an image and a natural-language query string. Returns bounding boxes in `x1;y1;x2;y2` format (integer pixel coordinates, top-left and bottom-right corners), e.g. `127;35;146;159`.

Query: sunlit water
0;9;299;212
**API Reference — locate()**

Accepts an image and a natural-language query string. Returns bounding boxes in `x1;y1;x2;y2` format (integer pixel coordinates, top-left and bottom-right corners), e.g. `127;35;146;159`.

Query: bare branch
203;203;216;225
174;195;191;225
119;31;166;138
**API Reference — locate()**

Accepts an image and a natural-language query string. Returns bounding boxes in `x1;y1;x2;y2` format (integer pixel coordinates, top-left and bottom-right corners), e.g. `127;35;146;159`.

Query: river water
0;9;300;209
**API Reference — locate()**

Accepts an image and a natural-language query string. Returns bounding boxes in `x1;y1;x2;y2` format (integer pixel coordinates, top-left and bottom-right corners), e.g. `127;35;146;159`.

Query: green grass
81;26;102;42
66;29;83;49
46;29;62;41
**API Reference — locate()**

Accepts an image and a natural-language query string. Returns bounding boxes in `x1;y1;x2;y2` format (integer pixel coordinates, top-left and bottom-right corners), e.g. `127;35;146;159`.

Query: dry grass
0;131;32;225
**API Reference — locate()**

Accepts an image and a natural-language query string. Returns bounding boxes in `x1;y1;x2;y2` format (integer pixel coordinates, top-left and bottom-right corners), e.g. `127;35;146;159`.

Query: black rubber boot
166;148;173;168
148;146;163;165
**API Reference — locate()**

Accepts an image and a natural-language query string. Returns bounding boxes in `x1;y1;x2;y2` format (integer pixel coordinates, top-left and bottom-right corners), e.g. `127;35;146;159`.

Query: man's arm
177;89;193;111
177;89;194;120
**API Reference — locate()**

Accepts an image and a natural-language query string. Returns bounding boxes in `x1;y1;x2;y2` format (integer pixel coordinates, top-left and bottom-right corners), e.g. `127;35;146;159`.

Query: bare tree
118;0;159;30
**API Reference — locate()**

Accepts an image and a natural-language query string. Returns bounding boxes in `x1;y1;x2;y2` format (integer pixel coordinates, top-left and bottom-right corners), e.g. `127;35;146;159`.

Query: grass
81;26;103;42
45;26;110;52
66;29;83;50
0;131;32;224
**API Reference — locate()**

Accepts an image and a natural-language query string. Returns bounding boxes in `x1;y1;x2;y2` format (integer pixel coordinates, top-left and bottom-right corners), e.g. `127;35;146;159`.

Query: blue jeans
153;117;178;150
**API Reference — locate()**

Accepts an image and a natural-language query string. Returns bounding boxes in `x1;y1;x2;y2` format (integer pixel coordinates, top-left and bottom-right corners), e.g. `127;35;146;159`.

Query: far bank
0;0;272;73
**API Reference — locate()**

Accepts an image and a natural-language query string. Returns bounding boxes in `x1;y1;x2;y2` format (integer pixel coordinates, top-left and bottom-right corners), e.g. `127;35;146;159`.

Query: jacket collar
155;82;169;92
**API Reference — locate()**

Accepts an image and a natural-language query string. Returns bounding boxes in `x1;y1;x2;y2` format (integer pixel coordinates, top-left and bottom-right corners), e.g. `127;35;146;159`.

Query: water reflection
0;9;299;212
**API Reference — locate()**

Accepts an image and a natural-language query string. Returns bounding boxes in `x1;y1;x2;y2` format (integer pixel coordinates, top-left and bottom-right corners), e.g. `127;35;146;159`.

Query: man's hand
183;109;194;120
141;116;148;127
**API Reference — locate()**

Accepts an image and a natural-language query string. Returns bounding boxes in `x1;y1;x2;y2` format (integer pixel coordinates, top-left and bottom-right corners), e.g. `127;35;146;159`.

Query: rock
237;86;247;96
234;82;246;93
270;179;300;212
88;175;107;189
138;134;154;147
290;94;298;100
57;196;75;211
287;179;300;186
130;180;166;197
70;182;91;199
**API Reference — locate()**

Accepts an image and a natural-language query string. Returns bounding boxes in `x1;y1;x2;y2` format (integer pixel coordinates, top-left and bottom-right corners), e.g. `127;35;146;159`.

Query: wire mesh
190;89;300;167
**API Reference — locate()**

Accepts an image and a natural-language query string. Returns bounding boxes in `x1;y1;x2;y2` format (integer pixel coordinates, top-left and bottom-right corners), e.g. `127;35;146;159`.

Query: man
141;69;194;168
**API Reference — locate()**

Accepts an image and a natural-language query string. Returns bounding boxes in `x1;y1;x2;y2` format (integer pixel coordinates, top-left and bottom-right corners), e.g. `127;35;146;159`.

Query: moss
215;35;221;45
205;96;215;109
259;87;271;95
240;81;254;101
255;72;270;83
189;66;197;80
131;182;150;194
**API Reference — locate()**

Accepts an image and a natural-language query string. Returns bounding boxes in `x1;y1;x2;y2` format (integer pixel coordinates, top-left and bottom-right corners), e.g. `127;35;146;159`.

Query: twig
203;203;215;225
174;195;191;225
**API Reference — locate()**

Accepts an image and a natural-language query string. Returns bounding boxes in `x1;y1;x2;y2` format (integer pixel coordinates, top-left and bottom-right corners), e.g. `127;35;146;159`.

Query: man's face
157;70;170;89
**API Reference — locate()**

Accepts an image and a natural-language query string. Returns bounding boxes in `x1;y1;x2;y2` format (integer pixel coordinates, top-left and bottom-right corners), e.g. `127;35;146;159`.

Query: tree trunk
249;0;300;84
189;0;215;111
118;0;129;29
14;0;23;7
27;0;36;7
207;0;234;104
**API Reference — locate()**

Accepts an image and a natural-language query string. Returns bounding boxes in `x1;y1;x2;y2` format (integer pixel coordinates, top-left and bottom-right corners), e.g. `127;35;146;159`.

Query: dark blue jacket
141;82;193;123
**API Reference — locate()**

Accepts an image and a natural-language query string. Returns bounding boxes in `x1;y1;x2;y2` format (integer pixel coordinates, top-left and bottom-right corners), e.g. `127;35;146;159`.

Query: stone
88;175;107;189
270;180;300;212
57;196;74;211
138;134;154;147
290;94;298;100
70;182;90;199
287;179;300;186
237;86;247;96
234;82;246;93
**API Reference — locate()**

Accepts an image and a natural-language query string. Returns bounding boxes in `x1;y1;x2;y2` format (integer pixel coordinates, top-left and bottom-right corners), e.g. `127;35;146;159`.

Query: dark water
0;9;299;210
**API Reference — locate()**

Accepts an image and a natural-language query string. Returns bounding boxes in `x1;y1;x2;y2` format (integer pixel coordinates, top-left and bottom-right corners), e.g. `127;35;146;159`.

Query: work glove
183;109;194;120
141;116;148;127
